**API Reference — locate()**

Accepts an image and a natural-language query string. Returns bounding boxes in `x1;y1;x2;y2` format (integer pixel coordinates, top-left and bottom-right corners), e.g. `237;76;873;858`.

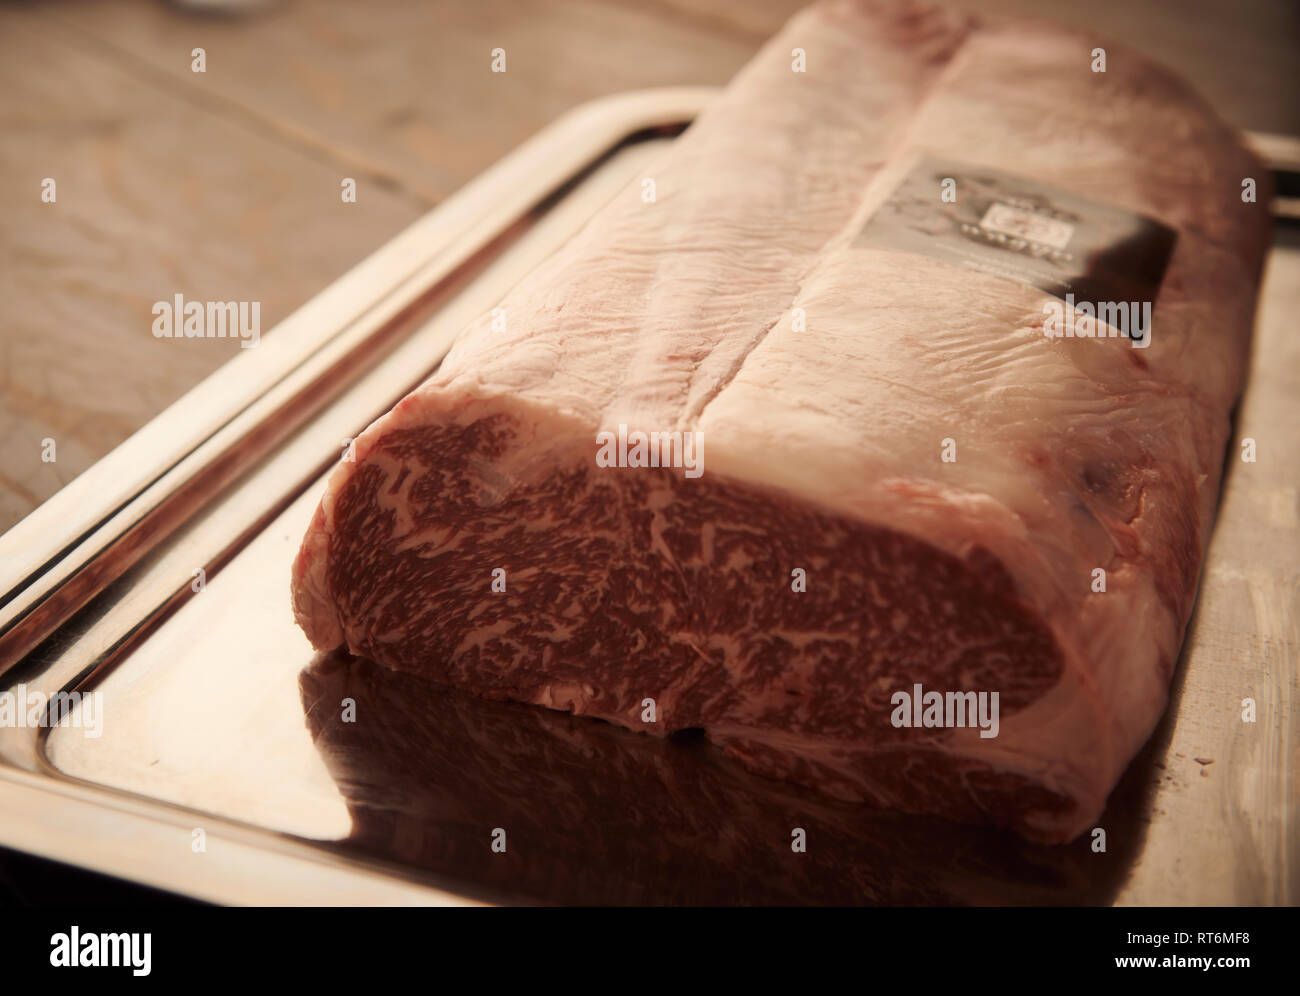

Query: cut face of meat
291;0;1272;842
310;404;1071;815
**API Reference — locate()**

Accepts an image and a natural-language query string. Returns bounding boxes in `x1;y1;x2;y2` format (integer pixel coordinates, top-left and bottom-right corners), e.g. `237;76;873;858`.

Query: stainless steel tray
0;88;1295;906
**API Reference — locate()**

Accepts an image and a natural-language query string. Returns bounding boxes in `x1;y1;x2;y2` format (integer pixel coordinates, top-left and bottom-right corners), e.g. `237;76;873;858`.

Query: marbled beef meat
292;0;1271;842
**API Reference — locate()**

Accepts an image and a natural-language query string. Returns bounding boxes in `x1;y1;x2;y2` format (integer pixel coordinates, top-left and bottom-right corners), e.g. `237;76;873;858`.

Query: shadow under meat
299;650;1145;905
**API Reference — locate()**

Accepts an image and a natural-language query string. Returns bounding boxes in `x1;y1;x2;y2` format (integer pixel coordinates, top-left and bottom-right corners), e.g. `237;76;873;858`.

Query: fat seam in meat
291;0;1272;842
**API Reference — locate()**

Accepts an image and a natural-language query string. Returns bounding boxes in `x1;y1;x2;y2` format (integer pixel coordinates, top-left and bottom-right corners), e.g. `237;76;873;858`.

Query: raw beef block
292;0;1271;842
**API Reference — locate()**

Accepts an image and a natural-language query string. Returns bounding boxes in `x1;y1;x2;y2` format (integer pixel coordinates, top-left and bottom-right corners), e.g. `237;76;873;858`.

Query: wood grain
0;3;425;533
42;0;759;203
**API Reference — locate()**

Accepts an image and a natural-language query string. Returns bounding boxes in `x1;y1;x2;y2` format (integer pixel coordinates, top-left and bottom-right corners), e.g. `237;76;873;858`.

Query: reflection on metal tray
0;89;1295;905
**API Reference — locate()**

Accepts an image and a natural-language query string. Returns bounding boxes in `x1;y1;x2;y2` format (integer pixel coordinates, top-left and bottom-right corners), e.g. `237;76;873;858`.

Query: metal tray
0;88;1295;906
